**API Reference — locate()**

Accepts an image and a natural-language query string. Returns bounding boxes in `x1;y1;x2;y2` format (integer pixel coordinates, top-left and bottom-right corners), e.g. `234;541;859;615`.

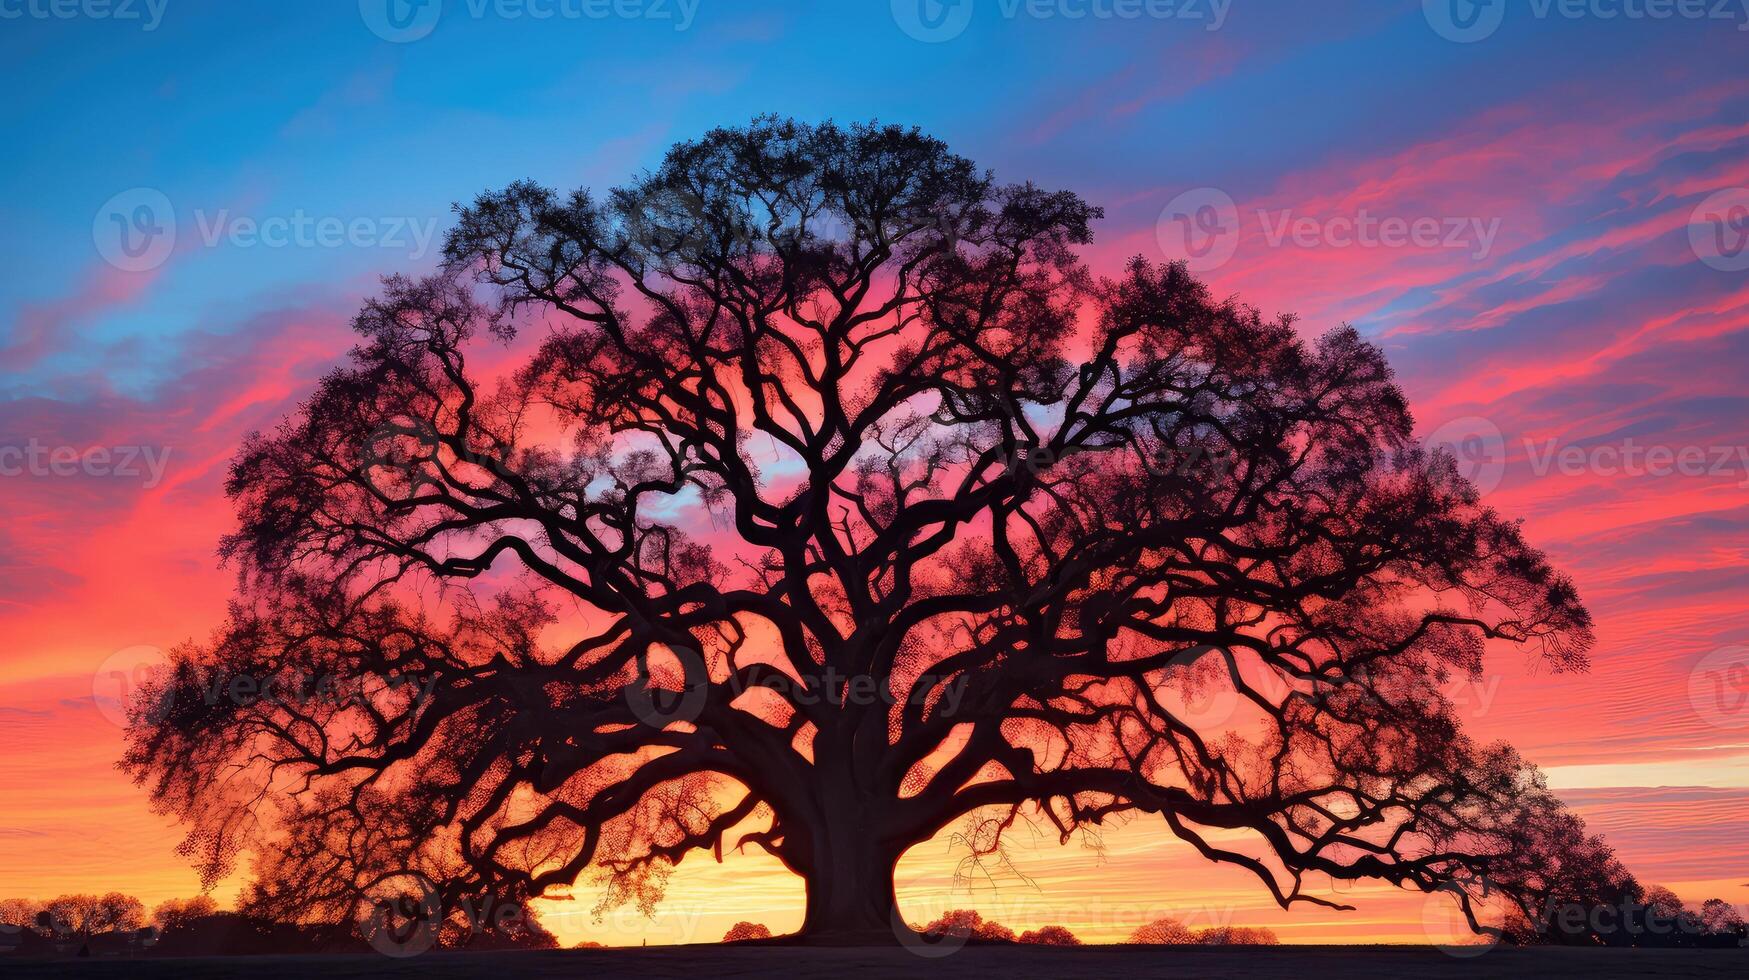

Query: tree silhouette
1194;925;1279;946
33;893;146;955
1126;916;1278;946
1017;924;1081;945
915;908;1015;942
722;921;773;943
1126;916;1195;945
126;117;1609;941
1698;897;1745;938
151;895;218;932
0;899;42;932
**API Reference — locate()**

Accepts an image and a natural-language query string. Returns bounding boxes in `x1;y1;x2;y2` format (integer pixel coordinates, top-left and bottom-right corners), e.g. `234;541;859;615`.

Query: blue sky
6;0;1741;395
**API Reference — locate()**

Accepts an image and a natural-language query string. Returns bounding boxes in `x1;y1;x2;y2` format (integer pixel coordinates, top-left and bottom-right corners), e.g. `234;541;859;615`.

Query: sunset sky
2;0;1747;949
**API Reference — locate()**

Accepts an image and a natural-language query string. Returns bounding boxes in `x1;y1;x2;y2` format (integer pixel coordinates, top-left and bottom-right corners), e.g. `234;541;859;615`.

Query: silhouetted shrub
1017;924;1081;945
1127;917;1278;945
722;921;773;942
916;909;1016;942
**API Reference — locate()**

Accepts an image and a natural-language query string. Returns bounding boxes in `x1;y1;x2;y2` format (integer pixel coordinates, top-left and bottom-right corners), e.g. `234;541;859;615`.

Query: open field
5;945;1745;979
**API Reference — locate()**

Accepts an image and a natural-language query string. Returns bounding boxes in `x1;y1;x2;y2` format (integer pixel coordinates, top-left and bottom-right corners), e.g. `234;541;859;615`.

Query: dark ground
4;945;1744;979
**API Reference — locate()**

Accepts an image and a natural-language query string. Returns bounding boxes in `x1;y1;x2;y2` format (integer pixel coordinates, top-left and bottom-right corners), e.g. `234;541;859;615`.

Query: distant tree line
908;909;1277;946
1506;883;1746;948
0;894;153;958
5;886;1740;956
0;892;555;959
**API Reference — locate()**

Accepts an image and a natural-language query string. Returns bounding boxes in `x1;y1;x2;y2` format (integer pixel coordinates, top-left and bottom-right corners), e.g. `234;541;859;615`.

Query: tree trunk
794;724;916;942
798;835;903;942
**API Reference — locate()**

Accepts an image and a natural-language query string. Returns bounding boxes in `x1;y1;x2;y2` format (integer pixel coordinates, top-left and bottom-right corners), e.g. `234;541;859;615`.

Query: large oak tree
126;117;1620;942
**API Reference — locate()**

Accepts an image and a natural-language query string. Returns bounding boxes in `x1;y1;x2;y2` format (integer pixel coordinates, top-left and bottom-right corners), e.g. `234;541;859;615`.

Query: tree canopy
125;116;1614;941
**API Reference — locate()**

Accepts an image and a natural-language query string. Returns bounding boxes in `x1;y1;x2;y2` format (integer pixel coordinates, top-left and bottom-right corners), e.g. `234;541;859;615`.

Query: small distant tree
1618;886;1746;946
1699;898;1745;938
152;896;219;931
722;920;773;942
0;898;43;932
0;898;46;954
1128;916;1277;945
1128;916;1195;945
1017;924;1081;945
976;918;1016;942
1641;884;1705;938
39;893;146;946
917;909;1015;941
1642;885;1685;919
1196;924;1278;945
